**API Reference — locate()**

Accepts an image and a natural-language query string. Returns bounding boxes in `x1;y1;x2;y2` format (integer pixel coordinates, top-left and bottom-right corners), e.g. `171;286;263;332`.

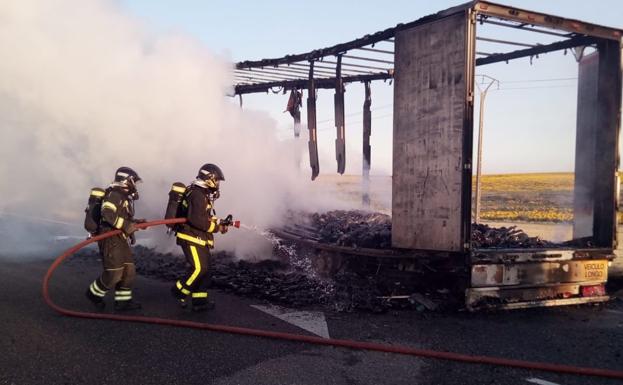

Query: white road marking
604;309;623;315
525;377;562;385
251;304;330;339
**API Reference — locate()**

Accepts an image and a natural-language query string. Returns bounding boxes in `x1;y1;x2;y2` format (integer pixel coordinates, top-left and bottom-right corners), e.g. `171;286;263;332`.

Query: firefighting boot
113;288;141;311
85;288;105;310
191;293;215;312
114;299;142;311
171;283;189;308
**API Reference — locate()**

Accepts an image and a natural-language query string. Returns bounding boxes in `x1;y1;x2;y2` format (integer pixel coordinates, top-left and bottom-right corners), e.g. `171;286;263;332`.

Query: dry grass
477;173;574;192
476;173;574;223
480;209;573;222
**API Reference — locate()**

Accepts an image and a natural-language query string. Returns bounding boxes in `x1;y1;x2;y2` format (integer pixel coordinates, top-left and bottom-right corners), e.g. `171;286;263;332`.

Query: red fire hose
42;219;623;380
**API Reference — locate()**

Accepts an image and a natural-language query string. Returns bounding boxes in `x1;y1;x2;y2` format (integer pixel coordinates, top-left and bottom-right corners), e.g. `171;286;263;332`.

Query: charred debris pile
72;246;420;313
308;210;558;249
71;211;565;313
310;211;392;248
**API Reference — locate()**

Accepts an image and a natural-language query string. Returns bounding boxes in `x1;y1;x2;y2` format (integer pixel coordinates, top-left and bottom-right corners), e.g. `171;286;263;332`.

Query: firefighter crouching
169;163;229;312
85;167;144;311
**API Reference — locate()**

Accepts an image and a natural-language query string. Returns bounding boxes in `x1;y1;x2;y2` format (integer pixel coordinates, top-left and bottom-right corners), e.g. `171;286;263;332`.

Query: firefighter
85;167;144;311
171;163;229;312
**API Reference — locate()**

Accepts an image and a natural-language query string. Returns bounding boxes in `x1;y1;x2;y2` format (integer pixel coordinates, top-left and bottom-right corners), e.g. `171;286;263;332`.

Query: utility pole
474;75;499;224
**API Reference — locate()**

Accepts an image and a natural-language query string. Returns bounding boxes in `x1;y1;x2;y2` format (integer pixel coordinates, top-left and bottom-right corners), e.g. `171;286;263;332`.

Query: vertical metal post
462;8;477;252
238;94;243;108
335;55;346;174
362;81;372;207
474;75;498;224
307;61;320;180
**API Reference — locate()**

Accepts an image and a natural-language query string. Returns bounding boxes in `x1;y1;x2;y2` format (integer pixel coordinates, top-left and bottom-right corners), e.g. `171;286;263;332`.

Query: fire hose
42;219;623;380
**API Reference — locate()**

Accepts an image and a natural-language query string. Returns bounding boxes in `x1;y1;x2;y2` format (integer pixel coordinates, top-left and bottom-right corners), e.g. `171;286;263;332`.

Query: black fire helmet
114;166;142;184
197;163;225;189
114;167;142;200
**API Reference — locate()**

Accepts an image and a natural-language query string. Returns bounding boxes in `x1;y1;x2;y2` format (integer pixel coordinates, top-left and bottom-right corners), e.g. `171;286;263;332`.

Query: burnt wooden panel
593;40;622;247
392;12;470;251
362;81;372;207
573;52;599;239
307;63;319;180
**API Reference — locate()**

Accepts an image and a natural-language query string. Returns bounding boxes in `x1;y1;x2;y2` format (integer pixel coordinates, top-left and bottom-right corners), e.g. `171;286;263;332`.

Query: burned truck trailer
233;1;623;310
391;2;622;309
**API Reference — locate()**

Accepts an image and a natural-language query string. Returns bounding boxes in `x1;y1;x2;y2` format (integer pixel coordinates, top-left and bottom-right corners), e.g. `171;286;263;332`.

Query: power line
316;104;392;125
492;85;576;91
499;77;577;83
317;113;393;131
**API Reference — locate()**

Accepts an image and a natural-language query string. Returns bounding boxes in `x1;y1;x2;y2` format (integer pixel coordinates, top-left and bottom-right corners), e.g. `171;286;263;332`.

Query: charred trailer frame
391;1;623;310
232;1;622;310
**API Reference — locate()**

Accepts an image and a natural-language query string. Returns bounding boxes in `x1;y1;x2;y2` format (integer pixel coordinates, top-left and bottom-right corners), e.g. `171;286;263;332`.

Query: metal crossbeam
235;73;296;82
356;47;394;55
235;72;391;95
342;54;394;65
235;69;301;80
476;36;536;48
476;35;599;66
322;60;392;72
288;62;371;75
481;19;571;38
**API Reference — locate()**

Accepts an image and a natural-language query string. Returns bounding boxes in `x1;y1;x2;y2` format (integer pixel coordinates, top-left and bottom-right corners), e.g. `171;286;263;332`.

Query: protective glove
218;224;228;234
129;233;136;245
134;218;147;224
123;221;138;236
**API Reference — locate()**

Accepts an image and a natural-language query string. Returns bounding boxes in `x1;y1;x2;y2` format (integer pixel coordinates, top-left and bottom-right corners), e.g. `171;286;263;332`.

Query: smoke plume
0;0;347;257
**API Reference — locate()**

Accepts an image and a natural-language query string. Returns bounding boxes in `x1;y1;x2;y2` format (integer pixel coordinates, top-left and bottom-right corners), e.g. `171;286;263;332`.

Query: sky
118;0;623;175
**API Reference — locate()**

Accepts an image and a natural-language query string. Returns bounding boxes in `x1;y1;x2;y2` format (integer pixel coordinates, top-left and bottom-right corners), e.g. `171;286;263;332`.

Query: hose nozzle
220;214;240;229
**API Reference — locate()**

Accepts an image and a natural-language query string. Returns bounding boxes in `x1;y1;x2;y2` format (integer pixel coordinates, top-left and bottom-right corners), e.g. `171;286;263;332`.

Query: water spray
236;221;308;274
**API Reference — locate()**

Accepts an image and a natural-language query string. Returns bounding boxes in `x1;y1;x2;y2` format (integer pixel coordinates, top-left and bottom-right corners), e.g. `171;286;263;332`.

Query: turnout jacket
99;186;136;235
176;184;220;248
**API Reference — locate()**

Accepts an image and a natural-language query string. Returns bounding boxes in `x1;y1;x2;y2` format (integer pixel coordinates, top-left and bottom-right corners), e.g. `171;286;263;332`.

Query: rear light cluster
581;284;606;297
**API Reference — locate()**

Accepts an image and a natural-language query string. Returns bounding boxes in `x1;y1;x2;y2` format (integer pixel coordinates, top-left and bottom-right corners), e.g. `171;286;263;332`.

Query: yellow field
475;173;574;222
480;208;574;222
477;173;574;192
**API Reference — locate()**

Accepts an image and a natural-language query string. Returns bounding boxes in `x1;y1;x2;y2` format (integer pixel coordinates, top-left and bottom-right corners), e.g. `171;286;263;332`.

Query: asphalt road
2;255;623;385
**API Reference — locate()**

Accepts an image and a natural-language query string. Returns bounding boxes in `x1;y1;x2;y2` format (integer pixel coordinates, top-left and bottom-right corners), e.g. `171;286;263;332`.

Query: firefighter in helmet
85;167;144;311
171;163;229;312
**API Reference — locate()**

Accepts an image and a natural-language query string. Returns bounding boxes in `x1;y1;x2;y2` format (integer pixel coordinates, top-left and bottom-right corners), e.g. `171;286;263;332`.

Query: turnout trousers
172;240;211;307
87;234;136;303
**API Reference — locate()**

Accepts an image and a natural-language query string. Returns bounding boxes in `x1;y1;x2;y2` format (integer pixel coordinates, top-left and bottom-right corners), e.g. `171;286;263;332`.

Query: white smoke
0;0;344;258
